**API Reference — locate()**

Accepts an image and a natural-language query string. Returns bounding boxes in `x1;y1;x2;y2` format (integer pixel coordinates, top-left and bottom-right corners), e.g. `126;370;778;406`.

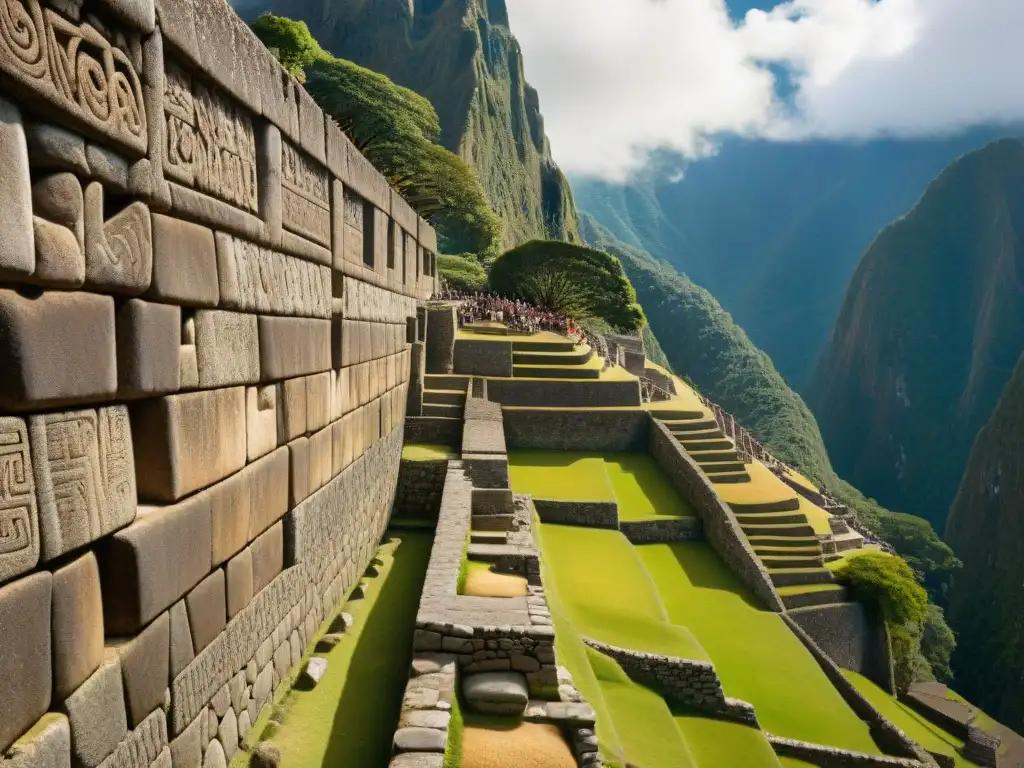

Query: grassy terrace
639;542;881;753
402;443;458;461
239;532;433;767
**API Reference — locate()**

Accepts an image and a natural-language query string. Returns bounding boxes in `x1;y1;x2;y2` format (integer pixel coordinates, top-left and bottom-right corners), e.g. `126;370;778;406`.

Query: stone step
513;348;593;366
780;584;848;609
688;448;741;463
424;375;470;390
740;522;815;537
769;567;835;588
472;514;515;532
661;418;718;431
727;497;801;515
747;535;822;548
422;403;462;418
423;389;466;406
759;554;825;569
734;511;808;526
700;460;747;474
471;531;508;545
463;671;530;716
753;543;824;557
523;700;597;728
513;365;601;380
707;471;752;484
679;437;735;452
669;426;725;440
512;340;577;353
833;531;866;552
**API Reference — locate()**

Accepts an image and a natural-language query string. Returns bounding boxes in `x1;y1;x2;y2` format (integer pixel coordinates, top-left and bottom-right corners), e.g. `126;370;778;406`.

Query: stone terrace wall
503;409;651;452
649;421;785;612
620;518;704;544
487;380;642;409
393;459;447;521
533;500;619;529
0;0;437;763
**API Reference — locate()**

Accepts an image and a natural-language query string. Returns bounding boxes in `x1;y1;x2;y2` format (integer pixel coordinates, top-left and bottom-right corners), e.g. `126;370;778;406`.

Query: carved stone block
249;522;282;595
60;654;128;768
308;425;332;494
246;385;278;462
247;446;288;541
25;121;89;174
83;182;152;295
0;96;33;279
342;189;365;266
257;316;331;382
281;141;330;247
286;437;309;509
28;173;85;288
30;406;137;562
0;417;39;585
163;62;257;214
0;712;69;768
208;465;249;568
275;377;306;443
0;1;147;156
305;372;331;434
0;571;52;754
149;213;218;307
96;0;155;33
184;570;225;655
225;548;252;620
116;299;181;397
194;310;260;388
108;611;170;729
51;552;104;701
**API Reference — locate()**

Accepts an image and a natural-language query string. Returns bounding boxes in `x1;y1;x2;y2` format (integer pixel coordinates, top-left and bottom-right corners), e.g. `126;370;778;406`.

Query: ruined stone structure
0;0;438;762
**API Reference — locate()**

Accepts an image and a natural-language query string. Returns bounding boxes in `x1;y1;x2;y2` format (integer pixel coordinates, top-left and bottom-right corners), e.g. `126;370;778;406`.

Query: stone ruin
0;0;439;763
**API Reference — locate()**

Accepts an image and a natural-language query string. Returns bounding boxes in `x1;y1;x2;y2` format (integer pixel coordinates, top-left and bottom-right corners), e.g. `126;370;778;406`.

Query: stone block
185;570;226;656
250;523;283;595
275;378;307;443
462;672;529;716
194;311;260;389
97;0;154;32
108;612;170;729
308;426;332;493
168;601;195;681
116;300;181;397
131;387;246;502
225;549;253;620
287;438;310;507
0;289;116;410
31;406;137;562
248;447;289;540
246;386;279;462
295;87;326;165
393;728;445;753
169;714;201;768
0;96;34;280
0;571;52;754
61;655;128;768
99;494;213;635
0;417;40;584
25;121;88;174
257;317;331;381
83;183;153;295
305;372;331;433
30;216;84;289
148;215;218;307
51;553;104;701
209;468;250;568
0;712;70;768
97;709;168;768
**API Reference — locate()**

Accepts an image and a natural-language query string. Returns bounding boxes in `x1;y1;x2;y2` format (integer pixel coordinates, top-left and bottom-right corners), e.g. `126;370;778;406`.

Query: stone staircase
511;340;601;379
422;374;469;417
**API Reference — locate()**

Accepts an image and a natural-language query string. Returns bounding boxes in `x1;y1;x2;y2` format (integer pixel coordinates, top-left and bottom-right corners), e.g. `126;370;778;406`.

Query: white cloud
504;0;1024;179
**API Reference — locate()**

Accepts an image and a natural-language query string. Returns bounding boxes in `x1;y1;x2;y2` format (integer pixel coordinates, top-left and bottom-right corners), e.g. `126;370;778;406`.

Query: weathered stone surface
61;655;128;768
97;0;155;33
307;426;332;494
25;122;88;175
226;548;253;620
0;712;70;768
0;417;40;585
281;140;329;246
215;235;329;319
185;570;226;655
51;553;104;701
131;387;246;502
389;754;443;768
217;708;238;761
250;523;283;595
393;728;445;753
300;657;328;687
249;742;280;768
31;406;137;561
399;710;451;730
116;300;181;397
99;493;213;635
0;289;116;410
462;672;529;716
83;184;153;295
257;316;331;381
97;710;169;768
201;739;225;768
194;311;260;388
305;372;331;433
276;378;307;443
209;467;250;568
169;715;202;768
246;386;279;462
248;447;289;540
85;145;130;193
0;571;52;754
287;437;310;508
0;96;34;280
168;600;195;681
30;217;84;289
109;612;170;729
148;215;218;307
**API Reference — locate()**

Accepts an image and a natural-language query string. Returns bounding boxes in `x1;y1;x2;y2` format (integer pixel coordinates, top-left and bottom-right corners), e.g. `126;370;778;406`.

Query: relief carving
163;61;257;213
219;234;329;318
281;140;330;247
84;180;152;294
0;416;39;583
31;404;137;561
342;188;364;265
0;0;147;154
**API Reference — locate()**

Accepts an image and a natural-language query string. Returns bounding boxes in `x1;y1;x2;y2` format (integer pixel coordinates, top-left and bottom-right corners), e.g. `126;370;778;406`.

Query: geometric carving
342;188;364;265
30;405;137;561
0;0;147;155
163;61;257;214
0;416;39;583
281;140;329;247
83;181;152;294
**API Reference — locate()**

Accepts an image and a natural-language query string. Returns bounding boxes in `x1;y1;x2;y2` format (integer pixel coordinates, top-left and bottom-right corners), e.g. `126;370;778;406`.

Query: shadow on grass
665;541;764;611
318;533;433;768
609;455;693;519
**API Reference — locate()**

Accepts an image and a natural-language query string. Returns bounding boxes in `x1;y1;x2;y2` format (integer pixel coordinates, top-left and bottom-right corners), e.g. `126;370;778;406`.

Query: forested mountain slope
807;139;1024;529
233;0;579;248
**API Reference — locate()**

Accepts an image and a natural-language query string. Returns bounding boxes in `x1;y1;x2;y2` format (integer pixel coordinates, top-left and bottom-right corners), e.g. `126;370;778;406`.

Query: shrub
836;552;928;626
489;240;645;331
438;254;488;292
249;13;324;80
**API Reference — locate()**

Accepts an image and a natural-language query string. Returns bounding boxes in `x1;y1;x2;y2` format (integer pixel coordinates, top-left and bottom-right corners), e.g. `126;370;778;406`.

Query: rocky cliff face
233;0;580;249
945;353;1024;730
807;139;1024;528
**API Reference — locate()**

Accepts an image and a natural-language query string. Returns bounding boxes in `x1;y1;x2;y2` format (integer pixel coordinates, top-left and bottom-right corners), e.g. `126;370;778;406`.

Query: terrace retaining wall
533;500;619;529
620;518;704;544
768;736;928;768
403;416;462;446
393;459;447;521
487;380;642;408
503;408;651;451
453;339;514;377
425;306;457;374
0;0;438;760
649;421;786;612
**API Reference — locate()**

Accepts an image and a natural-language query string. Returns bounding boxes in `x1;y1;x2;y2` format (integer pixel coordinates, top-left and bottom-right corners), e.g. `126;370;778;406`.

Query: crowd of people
432;289;589;345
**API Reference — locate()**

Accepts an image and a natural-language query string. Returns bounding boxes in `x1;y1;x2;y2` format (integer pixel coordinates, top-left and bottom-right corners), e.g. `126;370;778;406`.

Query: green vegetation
250;14;503;257
402;443;457;461
444;689;464;768
639;541;881;753
673;714;782;767
603;454;694;520
489;240;645;331
509;453;616;502
246;532;432;767
438;253;489;292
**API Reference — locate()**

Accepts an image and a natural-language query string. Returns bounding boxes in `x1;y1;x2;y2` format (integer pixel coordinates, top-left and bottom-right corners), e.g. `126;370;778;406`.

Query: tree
920;605;957;682
488;240;646;331
249;14;324;81
438;254;488;292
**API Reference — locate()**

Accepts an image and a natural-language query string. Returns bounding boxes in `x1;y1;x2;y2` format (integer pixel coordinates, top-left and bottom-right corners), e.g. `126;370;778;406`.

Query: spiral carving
0;0;45;77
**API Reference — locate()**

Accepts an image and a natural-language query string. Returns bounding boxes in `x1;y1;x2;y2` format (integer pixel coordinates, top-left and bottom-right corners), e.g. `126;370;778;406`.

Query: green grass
509;452;616;502
673;713;782;767
444;688;465;768
637;542;881;754
402;443;457;461
245;532;433;767
604;453;695;520
778;758;819;768
538;524;707;660
842;670;980;767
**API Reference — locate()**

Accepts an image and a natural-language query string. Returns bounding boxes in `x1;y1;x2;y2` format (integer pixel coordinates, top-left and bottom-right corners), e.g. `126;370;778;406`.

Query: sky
503;0;1024;180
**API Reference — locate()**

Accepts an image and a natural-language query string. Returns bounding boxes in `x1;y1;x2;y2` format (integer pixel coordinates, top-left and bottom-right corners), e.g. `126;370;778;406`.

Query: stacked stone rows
0;0;437;764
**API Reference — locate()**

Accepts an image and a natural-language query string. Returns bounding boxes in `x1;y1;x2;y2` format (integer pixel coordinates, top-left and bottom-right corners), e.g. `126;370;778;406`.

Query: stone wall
0;0;436;762
768;736;928;768
503;408;651;451
454;339;514;377
789;602;896;694
425;306;456;374
403;416;462;446
487;380;642;408
393;459;447;521
620;518;704;544
649;421;785;612
533;500;619;529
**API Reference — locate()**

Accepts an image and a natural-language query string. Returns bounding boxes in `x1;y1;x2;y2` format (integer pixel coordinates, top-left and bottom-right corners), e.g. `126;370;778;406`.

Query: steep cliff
945;353;1024;731
806;139;1024;528
233;0;579;248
